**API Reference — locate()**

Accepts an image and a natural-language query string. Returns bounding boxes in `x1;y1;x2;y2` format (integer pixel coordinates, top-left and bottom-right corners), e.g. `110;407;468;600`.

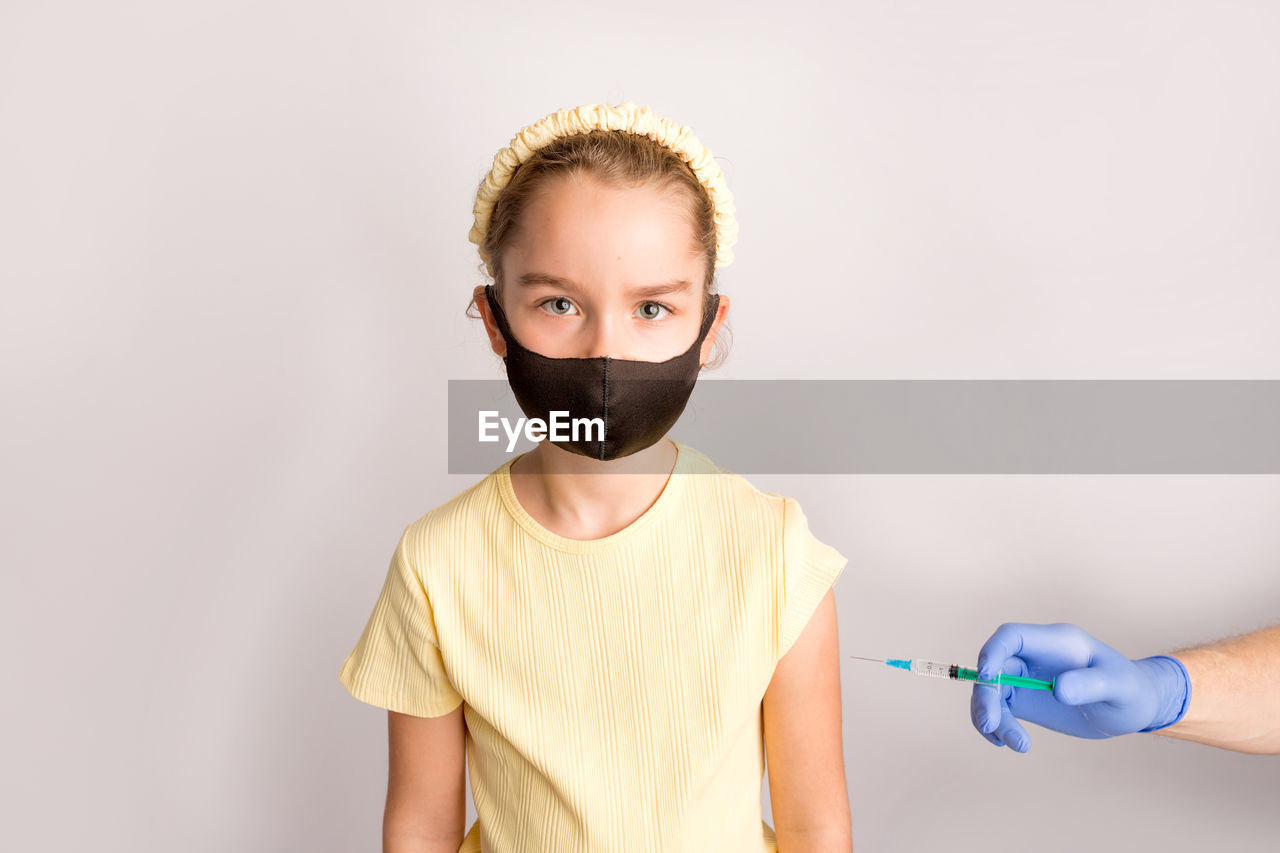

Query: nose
582;313;624;360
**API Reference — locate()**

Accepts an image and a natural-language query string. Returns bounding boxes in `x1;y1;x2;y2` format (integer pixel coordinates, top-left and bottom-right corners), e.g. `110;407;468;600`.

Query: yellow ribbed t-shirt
338;440;848;852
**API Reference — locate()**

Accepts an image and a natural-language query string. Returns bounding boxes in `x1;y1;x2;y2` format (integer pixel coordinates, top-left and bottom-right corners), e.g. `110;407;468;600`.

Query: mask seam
600;356;610;460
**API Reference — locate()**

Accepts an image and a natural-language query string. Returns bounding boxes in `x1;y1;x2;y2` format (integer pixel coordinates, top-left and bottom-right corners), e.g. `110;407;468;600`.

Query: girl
339;103;852;852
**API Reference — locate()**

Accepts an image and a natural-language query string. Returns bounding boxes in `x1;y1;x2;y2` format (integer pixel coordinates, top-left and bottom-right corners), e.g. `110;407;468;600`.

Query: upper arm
384;705;468;848
762;588;852;847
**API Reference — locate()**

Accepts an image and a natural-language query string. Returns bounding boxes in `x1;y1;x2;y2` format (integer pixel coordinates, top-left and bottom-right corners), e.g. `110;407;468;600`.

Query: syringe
849;655;1055;691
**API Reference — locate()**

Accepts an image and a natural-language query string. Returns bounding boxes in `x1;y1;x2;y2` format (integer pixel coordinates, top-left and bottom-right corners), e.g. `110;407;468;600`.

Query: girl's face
477;172;728;364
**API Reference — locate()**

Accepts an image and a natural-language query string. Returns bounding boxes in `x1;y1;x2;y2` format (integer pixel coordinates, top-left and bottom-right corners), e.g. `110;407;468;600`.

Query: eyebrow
516;272;695;299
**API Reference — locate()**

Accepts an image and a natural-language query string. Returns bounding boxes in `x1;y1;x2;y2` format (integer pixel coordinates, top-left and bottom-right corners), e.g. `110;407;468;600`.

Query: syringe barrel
909;660;959;680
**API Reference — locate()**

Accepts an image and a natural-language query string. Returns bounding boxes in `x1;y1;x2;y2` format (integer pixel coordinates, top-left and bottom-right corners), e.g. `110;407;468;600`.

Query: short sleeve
776;497;849;661
337;526;464;717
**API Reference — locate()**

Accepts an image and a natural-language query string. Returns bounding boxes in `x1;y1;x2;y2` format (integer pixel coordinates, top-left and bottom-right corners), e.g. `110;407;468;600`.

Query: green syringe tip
886;659;911;671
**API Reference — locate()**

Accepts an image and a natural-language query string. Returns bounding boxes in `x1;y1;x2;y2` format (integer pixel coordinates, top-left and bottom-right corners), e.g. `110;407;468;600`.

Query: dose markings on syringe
911;660;953;679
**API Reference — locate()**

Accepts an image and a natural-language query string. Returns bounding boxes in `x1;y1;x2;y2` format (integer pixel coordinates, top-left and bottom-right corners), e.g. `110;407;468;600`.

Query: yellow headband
468;102;739;273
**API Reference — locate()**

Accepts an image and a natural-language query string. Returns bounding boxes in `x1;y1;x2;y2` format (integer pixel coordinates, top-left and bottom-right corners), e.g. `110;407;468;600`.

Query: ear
473;285;507;358
699;293;729;366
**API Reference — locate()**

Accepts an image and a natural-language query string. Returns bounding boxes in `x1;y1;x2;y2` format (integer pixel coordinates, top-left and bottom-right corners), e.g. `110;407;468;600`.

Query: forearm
1156;624;1280;754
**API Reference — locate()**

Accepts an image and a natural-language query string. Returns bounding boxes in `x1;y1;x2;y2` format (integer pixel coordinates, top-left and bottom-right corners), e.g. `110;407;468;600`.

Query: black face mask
484;283;719;461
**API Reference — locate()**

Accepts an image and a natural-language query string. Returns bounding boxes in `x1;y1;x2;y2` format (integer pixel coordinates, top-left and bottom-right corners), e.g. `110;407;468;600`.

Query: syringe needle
848;655;886;663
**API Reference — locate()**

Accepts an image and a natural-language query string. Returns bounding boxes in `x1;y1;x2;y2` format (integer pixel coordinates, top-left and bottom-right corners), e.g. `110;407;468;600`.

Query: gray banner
448;380;1280;474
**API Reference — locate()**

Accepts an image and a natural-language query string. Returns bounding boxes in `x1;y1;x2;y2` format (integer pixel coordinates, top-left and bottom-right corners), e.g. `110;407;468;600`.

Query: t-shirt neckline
495;441;691;554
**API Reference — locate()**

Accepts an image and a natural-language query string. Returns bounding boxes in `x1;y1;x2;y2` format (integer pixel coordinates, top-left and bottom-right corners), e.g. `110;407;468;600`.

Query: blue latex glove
970;622;1192;752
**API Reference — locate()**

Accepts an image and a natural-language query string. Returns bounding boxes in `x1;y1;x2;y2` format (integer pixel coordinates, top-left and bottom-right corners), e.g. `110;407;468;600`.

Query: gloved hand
970;622;1192;752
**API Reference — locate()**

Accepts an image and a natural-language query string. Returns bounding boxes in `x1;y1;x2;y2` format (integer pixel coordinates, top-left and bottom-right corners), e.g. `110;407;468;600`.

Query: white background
2;1;1278;850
